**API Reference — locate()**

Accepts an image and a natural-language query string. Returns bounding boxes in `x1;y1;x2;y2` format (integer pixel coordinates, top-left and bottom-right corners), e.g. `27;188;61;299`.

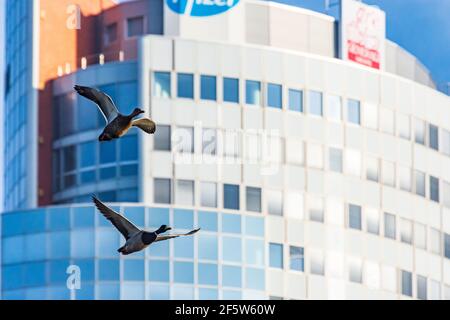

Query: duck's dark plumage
74;85;156;141
92;196;200;255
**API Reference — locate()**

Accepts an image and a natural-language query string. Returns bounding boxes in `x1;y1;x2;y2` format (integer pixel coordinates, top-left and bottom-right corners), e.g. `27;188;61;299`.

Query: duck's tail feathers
132;118;156;134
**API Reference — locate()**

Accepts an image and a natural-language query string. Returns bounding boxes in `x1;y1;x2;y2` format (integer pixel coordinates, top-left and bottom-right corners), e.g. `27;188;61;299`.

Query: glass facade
1;205;266;300
4;0;33;210
52;79;139;204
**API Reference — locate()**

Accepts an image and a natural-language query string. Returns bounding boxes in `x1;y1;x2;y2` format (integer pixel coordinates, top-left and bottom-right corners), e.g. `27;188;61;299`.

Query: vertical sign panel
341;0;386;70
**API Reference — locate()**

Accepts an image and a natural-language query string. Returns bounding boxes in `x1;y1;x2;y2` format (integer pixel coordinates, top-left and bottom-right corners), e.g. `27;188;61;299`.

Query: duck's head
131;108;145;117
98;133;112;142
157;224;172;234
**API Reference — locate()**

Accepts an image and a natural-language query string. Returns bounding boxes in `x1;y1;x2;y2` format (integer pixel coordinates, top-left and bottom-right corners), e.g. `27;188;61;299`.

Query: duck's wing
92;196;140;240
154;228;201;242
74;85;119;123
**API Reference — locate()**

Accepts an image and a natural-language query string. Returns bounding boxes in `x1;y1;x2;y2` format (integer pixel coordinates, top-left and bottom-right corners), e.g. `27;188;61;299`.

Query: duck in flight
74;85;156;141
92;196;200;255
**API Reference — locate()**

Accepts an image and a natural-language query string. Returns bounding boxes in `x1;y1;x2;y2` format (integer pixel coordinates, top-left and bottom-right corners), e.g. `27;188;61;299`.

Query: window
222;265;242;288
245;239;264;265
399;166;412;192
366;156;379;182
414;119;426;145
154;178;171;204
308;196;324;223
177;73;194;99
245;80;261;105
348;258;362;283
415;170;426;197
414;223;426;250
329;147;343;173
224;184;240;210
153;72;171;98
397;114;411;140
105;23;117;44
223;77;239;103
401;270;413;297
154;125;171;151
289;246;304;272
245;216;264;237
267;83;282;109
380;108;394;134
288;89;303;112
417;275;427;300
174;262;194;284
348;204;362;230
400;218;413;244
285;192;304;220
198;235;218;260
148;260;169;282
327;94;341;121
345;149;361;177
307;143;323;169
267;190;283;216
222;236;241;262
382;161;395;187
269;243;283;269
202;128;217;155
127;16;144;37
363;102;378;129
429;124;439;150
430;176;439;202
430;228;441;254
346;99;360;125
222;214;241;234
441;129;450;155
79;142;95;168
120;135;138;161
286;139;304;165
308;91;323;116
310;250;324;275
175;126;194;153
176;180;194;206
246;187;261;213
445;233;450;259
384;213;396;240
200;182;217;208
200;75;217;101
366;208;379;235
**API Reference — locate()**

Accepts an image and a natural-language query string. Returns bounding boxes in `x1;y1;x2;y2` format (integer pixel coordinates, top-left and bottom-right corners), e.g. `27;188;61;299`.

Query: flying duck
92;196;200;255
74;85;156;141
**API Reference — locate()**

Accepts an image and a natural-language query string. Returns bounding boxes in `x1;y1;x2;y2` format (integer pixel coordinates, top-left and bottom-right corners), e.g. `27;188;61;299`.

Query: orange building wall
38;0;116;206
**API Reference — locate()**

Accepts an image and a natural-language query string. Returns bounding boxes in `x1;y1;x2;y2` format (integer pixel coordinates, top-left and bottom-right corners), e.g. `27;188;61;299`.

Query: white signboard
341;0;386;70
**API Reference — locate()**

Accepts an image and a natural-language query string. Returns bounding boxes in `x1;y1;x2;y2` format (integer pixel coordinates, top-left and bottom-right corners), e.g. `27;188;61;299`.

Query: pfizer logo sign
167;0;240;17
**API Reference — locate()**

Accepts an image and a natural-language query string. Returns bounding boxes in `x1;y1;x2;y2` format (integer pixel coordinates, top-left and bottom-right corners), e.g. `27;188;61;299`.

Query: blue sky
271;0;450;86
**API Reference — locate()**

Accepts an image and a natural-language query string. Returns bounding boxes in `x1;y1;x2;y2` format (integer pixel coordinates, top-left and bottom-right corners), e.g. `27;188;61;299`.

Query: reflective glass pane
348;204;362;230
200;75;216;101
174;262;194;284
123;259;145;281
148;260;169;282
174;209;193;230
245;216;264;237
245;80;261;105
98;259;119;281
198;263;218;285
154;125;171;151
246;187;261;213
222;236;241;262
245;239;264;265
222;265;242;288
346;99;360;125
288;89;303;112
200;182;217;208
154;178;171;204
153;72;171;98
222;213;241;234
223;184;240;210
177;73;194;99
269;243;283;269
223;77;239;103
289;246;304;272
245;268;265;290
267;83;282;109
198;234;218;260
308;91;323;116
197;211;218;232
